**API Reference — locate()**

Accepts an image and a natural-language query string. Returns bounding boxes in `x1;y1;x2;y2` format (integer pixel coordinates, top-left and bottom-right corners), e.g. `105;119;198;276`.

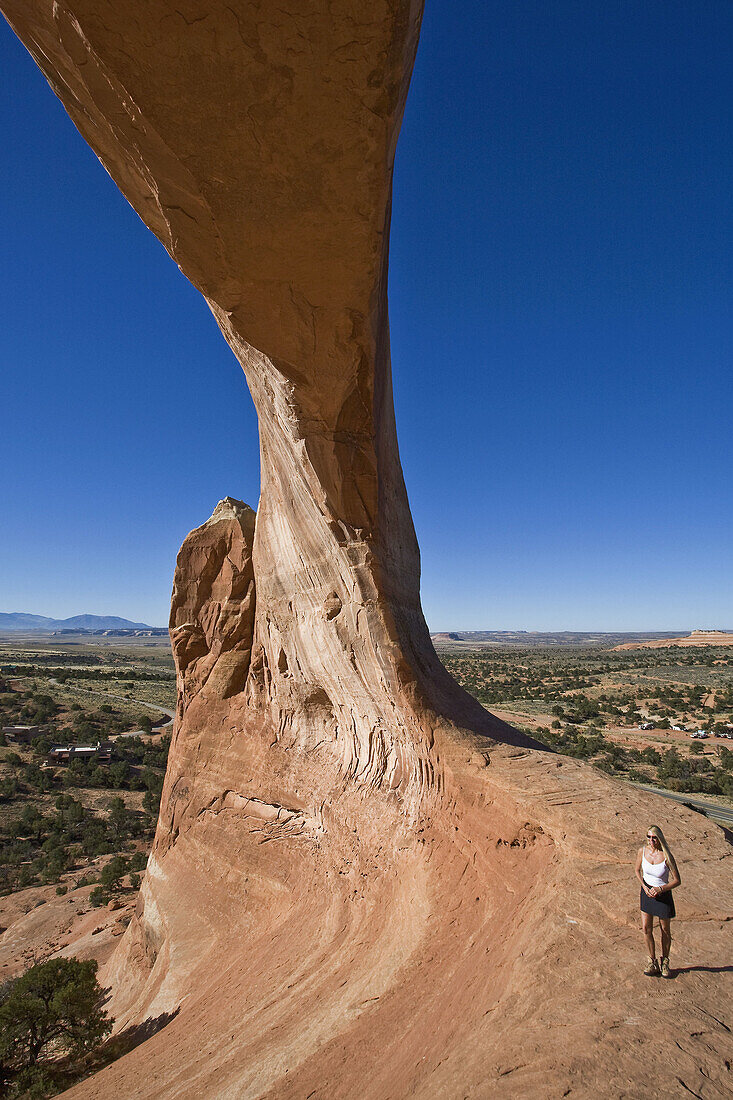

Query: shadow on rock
674;965;733;975
86;1008;181;1074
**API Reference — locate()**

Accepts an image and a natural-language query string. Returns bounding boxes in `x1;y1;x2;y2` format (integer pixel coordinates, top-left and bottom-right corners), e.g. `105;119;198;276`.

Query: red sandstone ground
58;738;732;1100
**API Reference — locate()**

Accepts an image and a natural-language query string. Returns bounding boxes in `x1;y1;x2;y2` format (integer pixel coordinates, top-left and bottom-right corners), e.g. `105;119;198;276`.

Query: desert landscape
2;624;732;1096
0;1;731;1098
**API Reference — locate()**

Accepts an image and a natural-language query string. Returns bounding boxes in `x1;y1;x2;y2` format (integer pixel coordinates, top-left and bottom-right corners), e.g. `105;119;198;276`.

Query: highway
632;783;733;827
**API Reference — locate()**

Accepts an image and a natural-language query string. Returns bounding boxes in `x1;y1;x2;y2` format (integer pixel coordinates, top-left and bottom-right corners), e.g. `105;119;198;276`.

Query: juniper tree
0;958;112;1071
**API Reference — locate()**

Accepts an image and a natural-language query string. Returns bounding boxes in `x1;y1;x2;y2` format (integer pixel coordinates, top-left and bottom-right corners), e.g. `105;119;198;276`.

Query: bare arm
660;864;681;893
635;848;652;895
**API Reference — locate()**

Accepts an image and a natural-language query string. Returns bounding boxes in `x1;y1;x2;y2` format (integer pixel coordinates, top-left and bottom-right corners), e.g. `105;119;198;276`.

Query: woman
635;824;681;977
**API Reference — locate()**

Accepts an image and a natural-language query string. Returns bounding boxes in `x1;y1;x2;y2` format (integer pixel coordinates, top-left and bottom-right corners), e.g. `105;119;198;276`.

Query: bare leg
660;918;671;958
642;912;656;957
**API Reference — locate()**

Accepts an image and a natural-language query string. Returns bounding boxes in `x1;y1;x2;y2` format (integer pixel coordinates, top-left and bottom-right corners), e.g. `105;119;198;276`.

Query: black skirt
640;885;676;919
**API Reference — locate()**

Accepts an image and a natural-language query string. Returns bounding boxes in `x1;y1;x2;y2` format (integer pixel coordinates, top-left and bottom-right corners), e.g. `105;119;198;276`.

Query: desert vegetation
0;643;172;897
442;644;733;798
2;638;731;910
0;641;176;712
0;957;113;1097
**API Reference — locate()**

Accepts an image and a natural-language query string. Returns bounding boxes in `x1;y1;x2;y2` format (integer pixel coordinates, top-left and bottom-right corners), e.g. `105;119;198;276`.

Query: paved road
632;783;733;827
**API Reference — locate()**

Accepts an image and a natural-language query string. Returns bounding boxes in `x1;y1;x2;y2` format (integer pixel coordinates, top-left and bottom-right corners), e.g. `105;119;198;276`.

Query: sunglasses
647;834;657;840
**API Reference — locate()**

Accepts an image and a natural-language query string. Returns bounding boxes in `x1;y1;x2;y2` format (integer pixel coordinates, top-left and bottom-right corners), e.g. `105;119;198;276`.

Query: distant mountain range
0;612;160;632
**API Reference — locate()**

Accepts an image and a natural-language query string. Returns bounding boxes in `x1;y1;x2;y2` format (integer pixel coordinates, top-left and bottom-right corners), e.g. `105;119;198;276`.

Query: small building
71;747;100;760
2;725;43;743
47;740;114;765
48;746;73;762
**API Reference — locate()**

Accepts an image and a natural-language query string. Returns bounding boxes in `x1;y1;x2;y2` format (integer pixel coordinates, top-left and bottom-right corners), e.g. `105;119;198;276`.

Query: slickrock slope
0;878;135;982
2;3;731;1096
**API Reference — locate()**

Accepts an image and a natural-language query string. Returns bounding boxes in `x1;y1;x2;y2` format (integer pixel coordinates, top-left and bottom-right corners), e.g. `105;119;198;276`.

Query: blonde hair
647;825;679;880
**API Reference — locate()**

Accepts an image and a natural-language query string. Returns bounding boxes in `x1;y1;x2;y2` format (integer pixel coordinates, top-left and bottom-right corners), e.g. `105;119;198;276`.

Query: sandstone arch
2;3;731;1096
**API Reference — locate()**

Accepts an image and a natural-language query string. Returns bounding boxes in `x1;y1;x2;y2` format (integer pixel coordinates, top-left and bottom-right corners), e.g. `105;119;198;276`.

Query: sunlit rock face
169;497;256;704
3;3;732;1097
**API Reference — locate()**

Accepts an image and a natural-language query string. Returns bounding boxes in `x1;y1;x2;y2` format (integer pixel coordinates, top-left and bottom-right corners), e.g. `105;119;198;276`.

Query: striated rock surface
2;3;731;1097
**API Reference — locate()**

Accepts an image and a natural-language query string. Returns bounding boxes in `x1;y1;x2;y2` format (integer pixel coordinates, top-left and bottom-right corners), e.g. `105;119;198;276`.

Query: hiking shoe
643;956;660;976
660;956;671;978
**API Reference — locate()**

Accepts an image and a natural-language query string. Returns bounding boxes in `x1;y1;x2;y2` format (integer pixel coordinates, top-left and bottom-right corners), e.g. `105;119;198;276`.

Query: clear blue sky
2;2;731;631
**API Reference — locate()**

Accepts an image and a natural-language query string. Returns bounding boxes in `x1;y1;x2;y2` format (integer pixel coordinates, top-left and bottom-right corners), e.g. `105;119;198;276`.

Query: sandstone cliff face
2;4;732;1097
169;497;256;704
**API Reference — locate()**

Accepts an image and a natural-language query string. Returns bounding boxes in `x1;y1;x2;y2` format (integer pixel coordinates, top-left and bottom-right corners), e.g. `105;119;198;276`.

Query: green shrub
129;851;147;872
100;856;127;892
88;886;109;908
0;957;113;1075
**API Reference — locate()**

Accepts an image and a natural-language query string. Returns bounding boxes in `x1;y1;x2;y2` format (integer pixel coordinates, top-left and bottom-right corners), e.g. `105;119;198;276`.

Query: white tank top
642;853;668;888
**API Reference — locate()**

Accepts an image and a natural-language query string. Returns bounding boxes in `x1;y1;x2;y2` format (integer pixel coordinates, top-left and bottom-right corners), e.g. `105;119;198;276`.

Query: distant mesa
0;612;164;634
612;629;733;651
430;630;694;648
